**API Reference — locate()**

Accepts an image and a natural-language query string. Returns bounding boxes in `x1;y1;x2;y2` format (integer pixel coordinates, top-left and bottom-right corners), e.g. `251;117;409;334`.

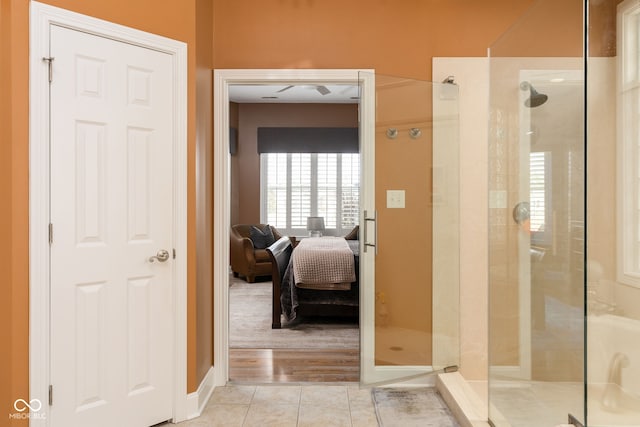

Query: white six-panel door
49;24;174;427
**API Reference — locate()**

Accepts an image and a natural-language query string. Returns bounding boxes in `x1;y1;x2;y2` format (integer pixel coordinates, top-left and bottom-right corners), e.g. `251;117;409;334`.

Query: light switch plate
387;190;405;208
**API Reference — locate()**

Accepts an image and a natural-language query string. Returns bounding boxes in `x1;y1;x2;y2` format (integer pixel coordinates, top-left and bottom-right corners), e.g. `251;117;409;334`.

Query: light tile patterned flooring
175;384;379;427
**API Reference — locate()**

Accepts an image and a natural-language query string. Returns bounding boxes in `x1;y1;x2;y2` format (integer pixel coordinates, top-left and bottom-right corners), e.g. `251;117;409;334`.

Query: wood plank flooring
229;348;360;383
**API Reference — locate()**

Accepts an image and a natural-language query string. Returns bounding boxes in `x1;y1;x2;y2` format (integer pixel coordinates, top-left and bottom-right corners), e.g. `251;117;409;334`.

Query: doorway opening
212;69;376;386
228;84;361;382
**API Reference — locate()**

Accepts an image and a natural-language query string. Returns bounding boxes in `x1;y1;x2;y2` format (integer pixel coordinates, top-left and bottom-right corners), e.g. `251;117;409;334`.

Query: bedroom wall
232;103;358;225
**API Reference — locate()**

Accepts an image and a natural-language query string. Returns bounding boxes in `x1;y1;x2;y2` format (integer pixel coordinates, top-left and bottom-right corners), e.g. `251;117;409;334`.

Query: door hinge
48;384;53;406
42;57;54;83
48;223;53;245
173;248;176;259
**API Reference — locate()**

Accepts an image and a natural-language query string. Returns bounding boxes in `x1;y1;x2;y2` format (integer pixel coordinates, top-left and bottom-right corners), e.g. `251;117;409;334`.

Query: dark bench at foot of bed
266;237;293;329
266;236;359;329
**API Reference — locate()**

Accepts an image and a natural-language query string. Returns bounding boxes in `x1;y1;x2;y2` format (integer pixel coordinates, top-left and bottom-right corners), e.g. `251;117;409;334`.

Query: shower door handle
363;210;378;254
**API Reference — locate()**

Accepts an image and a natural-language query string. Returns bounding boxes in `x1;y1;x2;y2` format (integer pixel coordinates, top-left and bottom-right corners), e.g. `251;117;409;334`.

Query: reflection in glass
487;0;586;425
370;74;460;374
586;0;640;425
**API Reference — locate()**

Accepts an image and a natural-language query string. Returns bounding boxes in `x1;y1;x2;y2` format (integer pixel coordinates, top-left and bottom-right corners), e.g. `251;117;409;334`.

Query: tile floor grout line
243;386;257;427
351;384;357;427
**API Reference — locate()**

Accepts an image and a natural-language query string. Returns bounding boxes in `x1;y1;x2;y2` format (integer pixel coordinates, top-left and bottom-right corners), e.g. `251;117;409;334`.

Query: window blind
261;152;360;236
529;151;547;232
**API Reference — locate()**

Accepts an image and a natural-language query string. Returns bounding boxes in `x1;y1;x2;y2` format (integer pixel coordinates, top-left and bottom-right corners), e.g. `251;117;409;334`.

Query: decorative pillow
344;225;359;240
249;224;275;249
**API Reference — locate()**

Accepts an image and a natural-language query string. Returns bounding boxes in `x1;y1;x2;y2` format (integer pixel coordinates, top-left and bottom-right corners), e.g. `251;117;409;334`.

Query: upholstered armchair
230;224;283;283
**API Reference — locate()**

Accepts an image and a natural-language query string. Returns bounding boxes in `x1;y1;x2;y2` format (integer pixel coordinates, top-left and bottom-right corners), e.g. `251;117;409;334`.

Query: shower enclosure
488;0;640;425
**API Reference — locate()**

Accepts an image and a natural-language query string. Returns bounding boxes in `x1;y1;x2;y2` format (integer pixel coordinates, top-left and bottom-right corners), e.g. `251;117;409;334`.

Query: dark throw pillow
344;225;359;240
249;224;275;249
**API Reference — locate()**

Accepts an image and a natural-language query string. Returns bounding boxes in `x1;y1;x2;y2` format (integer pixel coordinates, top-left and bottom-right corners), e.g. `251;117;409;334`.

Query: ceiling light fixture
277;84;332;96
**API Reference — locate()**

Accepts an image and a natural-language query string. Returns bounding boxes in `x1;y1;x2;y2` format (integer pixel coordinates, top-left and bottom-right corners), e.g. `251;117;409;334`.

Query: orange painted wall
589;0;624;57
212;0;534;78
195;0;215;388
373;79;436;364
489;0;583;57
2;1;32;423
488;0;621;59
0;0;11;418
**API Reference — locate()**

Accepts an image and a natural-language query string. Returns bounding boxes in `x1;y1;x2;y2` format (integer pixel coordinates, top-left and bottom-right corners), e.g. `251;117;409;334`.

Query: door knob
149;249;170;263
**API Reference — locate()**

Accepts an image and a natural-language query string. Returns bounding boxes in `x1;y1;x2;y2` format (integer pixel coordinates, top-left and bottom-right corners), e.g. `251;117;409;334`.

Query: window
529;151;547;233
261;153;360;236
618;0;640;287
529;151;551;246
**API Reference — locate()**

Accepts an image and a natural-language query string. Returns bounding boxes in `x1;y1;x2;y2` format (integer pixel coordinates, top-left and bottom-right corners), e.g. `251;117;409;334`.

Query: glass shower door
586;1;640;425
487;0;586;425
359;72;460;384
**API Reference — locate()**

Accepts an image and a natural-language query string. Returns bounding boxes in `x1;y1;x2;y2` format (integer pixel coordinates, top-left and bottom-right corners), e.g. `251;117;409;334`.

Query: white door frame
212;69;376;384
29;2;188;424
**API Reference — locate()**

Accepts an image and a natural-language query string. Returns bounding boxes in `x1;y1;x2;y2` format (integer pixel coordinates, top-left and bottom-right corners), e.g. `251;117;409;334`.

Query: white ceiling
228;84;360;104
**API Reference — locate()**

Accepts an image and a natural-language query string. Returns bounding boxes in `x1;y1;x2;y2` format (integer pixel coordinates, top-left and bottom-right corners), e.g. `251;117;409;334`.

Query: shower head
520;81;548;108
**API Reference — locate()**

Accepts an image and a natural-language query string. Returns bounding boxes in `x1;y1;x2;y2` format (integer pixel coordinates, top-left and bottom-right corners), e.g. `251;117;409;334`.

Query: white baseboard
185;366;216;420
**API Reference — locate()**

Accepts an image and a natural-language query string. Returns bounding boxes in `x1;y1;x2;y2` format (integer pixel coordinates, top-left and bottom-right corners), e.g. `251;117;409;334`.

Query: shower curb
436;372;490;427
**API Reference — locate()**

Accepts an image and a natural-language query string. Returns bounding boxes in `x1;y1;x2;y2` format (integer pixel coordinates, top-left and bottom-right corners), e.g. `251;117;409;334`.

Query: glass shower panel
587;0;640;425
487;0;586;425
359;72;459;384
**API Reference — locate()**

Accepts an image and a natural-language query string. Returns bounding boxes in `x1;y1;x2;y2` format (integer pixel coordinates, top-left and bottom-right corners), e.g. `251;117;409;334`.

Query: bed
266;236;359;329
